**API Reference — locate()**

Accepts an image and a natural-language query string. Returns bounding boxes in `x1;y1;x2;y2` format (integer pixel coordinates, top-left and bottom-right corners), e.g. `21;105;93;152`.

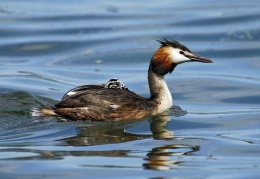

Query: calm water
0;0;260;178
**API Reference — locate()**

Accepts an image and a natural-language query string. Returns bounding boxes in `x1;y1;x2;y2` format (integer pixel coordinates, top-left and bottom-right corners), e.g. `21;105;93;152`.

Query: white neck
148;66;173;114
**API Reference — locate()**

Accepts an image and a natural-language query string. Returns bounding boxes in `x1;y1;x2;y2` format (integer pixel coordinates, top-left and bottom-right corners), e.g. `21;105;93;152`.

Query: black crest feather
157;38;191;52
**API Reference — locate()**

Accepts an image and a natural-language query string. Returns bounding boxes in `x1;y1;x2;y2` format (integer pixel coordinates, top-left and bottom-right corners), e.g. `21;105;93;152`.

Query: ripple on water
0;0;260;178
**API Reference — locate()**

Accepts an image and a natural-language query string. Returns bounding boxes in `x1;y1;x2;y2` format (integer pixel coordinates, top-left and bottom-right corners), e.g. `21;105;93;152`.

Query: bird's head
150;38;213;75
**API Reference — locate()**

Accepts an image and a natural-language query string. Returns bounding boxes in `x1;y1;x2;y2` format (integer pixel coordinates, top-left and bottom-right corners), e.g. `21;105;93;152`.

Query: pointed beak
185;53;213;63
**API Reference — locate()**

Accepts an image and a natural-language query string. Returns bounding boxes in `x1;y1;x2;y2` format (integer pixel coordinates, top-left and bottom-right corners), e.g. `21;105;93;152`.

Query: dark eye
179;51;184;54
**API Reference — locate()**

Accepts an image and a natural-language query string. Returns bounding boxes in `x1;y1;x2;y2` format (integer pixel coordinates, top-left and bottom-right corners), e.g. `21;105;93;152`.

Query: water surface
0;0;260;178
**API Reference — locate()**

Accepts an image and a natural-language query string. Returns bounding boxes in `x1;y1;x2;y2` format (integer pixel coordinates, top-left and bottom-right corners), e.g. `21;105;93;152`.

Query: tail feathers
30;108;42;117
31;107;57;117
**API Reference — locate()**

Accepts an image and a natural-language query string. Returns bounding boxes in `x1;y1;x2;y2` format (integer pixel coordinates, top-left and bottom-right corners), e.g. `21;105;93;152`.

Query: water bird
33;39;213;121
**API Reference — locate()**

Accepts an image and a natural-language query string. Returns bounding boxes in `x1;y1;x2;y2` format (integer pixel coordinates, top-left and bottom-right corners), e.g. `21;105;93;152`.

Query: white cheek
170;49;190;64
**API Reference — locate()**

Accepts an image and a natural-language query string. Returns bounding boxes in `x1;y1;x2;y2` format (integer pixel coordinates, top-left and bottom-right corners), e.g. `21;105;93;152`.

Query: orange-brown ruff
35;39;213;121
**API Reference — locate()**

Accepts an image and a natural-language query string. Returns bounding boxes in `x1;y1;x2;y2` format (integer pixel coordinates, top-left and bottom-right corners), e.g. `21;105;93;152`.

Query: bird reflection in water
144;116;200;170
60;106;200;171
143;111;200;171
62;118;152;146
143;143;200;171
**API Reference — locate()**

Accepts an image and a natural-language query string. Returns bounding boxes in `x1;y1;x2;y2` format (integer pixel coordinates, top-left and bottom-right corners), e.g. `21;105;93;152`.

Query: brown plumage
45;88;157;122
34;39;213;122
151;46;177;75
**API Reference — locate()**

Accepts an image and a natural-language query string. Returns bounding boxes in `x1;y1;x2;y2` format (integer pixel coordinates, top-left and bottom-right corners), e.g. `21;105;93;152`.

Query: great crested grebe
34;39;213;121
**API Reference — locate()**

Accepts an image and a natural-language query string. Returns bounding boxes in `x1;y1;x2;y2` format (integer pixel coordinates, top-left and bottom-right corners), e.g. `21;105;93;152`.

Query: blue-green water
0;0;260;178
